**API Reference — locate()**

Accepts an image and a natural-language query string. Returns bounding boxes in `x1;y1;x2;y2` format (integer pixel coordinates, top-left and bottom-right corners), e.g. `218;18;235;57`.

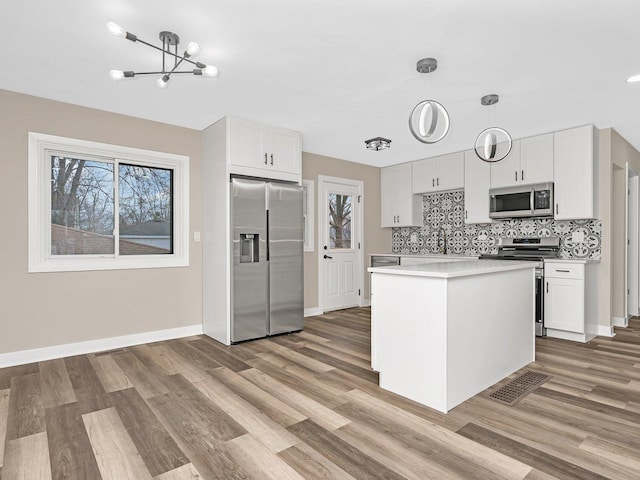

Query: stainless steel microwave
489;183;554;219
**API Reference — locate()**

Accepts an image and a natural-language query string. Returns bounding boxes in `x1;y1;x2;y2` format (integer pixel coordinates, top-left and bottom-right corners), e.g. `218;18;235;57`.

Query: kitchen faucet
437;227;447;255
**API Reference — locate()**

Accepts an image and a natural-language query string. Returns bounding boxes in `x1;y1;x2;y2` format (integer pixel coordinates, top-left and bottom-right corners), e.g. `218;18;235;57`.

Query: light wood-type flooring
0;308;639;479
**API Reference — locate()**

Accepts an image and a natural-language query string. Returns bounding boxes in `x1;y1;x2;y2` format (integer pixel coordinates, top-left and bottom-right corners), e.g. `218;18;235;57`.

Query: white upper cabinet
553;125;598;220
464;150;492;224
520;134;554;185
229;116;301;177
381;163;422;228
412;152;464;194
490;135;554;188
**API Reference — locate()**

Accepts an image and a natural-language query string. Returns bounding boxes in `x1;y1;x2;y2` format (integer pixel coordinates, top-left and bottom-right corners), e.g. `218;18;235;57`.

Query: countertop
368;259;536;279
369;253;478;259
544;258;601;264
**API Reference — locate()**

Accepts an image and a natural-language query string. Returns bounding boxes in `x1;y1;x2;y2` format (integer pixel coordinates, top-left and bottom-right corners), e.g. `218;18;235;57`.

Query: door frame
317;175;364;313
625;163;639;323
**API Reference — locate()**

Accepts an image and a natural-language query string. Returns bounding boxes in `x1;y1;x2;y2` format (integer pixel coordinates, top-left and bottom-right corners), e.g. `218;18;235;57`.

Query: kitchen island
368;260;536;413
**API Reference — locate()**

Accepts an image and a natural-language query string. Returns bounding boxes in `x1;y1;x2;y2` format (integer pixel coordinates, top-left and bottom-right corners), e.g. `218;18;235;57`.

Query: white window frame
28;132;189;272
302;179;314;252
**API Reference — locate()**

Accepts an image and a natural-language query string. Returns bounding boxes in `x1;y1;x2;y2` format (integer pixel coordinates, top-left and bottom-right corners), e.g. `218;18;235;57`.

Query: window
328;192;352;249
302;179;314;252
29;133;189;272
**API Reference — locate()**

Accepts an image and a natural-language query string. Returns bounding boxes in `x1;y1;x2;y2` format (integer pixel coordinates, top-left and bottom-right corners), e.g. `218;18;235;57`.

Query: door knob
324;254;333;259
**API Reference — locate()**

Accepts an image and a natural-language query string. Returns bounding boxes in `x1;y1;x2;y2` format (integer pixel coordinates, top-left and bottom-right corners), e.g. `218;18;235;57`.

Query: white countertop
369;253;478;259
368;259;536;278
544;258;600;264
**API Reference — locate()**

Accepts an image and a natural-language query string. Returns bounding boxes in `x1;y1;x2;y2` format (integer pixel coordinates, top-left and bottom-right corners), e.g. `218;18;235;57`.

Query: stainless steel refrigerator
231;177;304;342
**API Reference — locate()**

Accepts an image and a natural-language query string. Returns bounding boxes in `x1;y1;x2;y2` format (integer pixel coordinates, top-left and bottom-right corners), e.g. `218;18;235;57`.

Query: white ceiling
3;0;639;167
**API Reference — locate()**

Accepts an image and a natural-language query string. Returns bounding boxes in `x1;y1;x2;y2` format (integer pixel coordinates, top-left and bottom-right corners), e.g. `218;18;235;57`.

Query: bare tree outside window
329;193;352;249
50;156;173;256
119;164;173;255
51;157;114;255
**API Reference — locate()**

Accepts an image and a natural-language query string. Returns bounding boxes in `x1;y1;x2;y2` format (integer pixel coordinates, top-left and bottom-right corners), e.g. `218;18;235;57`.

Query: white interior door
319;178;362;311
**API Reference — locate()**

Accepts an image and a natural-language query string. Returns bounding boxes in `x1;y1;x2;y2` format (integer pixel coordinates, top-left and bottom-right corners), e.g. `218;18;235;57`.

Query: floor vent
488;371;550;406
94;348;127;356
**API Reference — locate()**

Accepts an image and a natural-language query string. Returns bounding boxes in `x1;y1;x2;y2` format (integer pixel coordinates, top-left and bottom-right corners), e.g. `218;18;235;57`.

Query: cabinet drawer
544;263;584;279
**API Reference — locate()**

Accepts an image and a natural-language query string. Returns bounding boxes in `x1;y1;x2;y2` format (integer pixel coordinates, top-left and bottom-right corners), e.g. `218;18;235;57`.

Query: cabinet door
269;127;301;175
544;277;584;333
554;126;595;220
520;134;553;184
490;140;521;188
436;152;465;191
230;117;268;169
464;150;492;224
411;157;438;194
381;163;420;227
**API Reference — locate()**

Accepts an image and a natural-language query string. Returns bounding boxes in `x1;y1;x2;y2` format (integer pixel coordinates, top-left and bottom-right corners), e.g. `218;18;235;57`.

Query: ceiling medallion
408;58;450;144
106;22;218;88
474;94;512;163
365;137;392;151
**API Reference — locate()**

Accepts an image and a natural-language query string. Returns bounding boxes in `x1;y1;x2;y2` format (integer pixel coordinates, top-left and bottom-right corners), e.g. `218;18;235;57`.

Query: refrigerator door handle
265;209;270;262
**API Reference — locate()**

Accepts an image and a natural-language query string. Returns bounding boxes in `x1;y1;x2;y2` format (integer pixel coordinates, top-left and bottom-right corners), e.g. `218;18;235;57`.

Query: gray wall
0;89;203;355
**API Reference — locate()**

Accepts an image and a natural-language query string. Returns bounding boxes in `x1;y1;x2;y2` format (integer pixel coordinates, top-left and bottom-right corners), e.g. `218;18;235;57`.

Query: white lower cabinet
544;261;599;342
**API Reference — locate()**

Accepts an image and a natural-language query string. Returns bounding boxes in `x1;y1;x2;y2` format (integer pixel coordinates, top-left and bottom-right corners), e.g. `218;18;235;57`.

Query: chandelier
106;22;218;88
474;94;513;163
408;58;450;144
365;137;392;151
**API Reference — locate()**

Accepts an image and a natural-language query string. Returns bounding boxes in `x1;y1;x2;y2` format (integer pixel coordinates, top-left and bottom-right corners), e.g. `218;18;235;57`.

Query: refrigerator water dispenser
240;234;259;263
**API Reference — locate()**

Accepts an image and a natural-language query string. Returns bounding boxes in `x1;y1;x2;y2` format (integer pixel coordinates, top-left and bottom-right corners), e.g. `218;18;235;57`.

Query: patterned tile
392;190;602;260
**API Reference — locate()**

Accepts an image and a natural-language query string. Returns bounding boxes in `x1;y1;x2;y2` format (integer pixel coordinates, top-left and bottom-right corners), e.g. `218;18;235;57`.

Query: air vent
488;371;550;406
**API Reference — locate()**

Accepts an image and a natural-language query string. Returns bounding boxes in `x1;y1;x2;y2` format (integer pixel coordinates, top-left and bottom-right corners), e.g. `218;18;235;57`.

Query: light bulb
106;22;126;38
157;75;170;88
203;65;218;77
185;42;200;57
627;74;640;83
110;70;125;80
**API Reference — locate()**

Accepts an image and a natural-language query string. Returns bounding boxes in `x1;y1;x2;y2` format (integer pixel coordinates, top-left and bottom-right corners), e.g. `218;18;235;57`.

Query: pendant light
474;94;512;163
408;58;450;144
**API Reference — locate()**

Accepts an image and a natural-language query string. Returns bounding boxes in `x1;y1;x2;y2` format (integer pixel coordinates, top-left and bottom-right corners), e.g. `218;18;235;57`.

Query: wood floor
0;309;639;479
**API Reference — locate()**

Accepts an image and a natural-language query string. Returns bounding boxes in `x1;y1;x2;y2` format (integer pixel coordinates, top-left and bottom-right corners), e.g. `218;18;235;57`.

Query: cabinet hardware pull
397;215;400;223
264;153;267;165
546;282;549;293
465;210;468;219
270;154;274;165
556;204;559;215
437;177;439;186
521;170;524;181
432;179;435;187
556;269;570;273
515;171;518;181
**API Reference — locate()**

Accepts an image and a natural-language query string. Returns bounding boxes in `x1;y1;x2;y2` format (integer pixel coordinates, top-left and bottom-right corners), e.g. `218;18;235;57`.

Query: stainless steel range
480;237;560;337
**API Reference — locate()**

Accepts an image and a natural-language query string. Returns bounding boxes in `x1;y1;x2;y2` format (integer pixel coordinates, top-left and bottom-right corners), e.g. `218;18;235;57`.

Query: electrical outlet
572;231;585;243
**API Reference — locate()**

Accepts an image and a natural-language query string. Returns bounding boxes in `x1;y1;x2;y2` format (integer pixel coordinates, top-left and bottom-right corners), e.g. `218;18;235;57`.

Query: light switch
194;231;201;242
572;231;585;243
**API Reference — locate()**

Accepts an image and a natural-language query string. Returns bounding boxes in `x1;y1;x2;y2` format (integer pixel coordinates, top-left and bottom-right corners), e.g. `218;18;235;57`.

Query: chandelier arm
133;71;201;76
135;38;200;67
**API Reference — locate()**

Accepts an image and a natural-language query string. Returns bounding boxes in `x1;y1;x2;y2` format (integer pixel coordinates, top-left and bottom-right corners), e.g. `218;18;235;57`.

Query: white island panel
370;260;535;413
446;269;535;409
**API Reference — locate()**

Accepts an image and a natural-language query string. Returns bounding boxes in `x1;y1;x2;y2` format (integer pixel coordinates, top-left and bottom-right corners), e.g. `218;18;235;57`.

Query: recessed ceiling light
627;74;640;83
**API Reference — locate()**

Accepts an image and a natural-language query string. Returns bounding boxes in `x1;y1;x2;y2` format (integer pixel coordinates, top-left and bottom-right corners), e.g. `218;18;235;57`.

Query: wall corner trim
597;324;616;337
0;324;204;369
304;307;323;317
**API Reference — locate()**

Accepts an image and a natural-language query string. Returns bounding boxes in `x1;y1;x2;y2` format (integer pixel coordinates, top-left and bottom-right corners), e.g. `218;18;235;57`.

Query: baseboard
0;324;204;369
304;307;323;317
598;325;616;337
612;316;627;328
360;299;371;307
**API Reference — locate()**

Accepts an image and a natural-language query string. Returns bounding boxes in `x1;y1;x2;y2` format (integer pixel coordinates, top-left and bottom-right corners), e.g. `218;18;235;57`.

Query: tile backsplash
392;190;601;260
